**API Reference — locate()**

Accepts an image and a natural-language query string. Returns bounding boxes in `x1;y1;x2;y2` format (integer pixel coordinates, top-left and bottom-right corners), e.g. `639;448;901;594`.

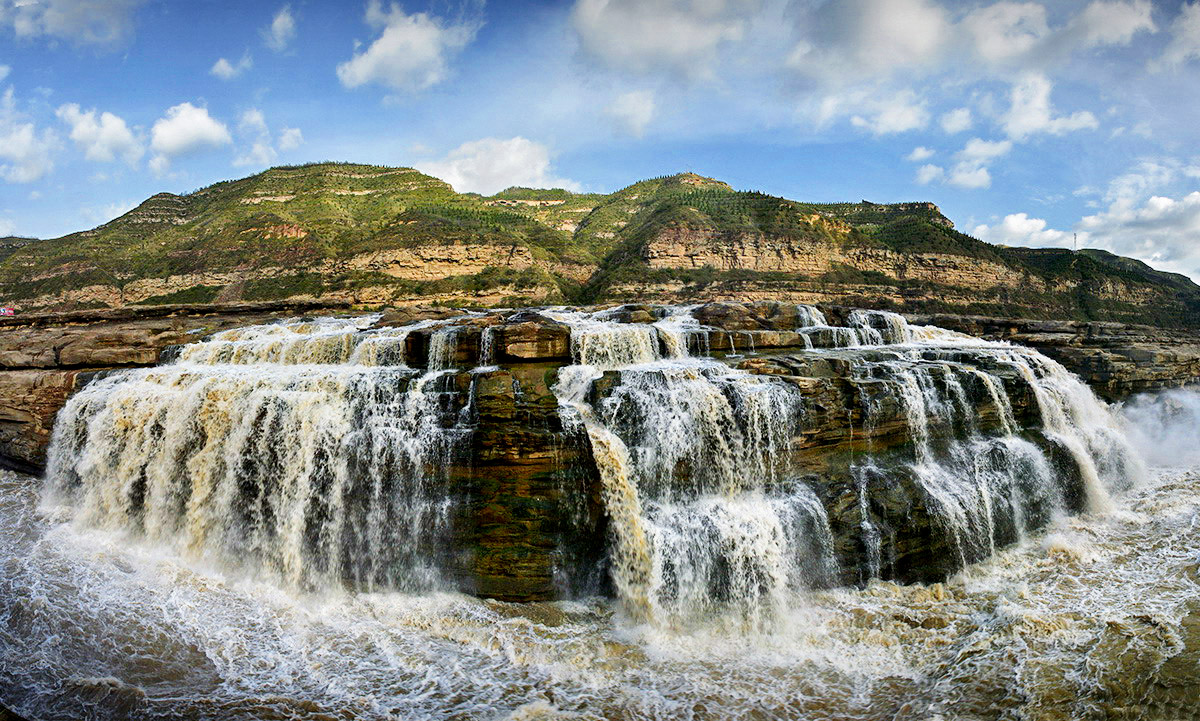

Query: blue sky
2;0;1199;281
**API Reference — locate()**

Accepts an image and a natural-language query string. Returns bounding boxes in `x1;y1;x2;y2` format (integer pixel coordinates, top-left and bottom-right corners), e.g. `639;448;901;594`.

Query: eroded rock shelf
6;301;1177;605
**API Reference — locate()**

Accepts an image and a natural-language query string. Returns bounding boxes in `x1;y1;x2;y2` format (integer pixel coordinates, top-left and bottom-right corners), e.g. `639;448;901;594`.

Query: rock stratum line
4;164;1199;332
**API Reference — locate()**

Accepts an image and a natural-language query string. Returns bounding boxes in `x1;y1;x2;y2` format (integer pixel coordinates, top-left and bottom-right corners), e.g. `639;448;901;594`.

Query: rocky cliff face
643;227;1034;286
6;301;1193;472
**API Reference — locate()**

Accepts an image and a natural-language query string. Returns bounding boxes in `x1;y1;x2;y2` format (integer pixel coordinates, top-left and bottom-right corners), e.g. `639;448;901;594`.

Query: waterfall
478;325;498;369
41;303;1144;627
548;309;663;367
653;305;701;359
550;307;842;623
44;316;471;592
552;305;1142;622
848;309;912;345
848;336;1140;570
4;300;1194;720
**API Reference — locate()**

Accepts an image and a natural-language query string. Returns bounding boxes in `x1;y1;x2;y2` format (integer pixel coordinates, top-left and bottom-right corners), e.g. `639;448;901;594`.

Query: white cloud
239;108;268;135
915;163;944;185
975;192;1200;283
1078;191;1200;280
337;0;478;92
958;137;1013;163
234;108;274;168
1;0;146;46
0;216;14;236
939;107;972;133
572;0;759;77
211;54;252;80
907;146;935;161
975;158;1200;282
0;66;9;83
606;90;655;137
1095;159;1192;210
56;103;143;166
961;2;1049;65
958;0;1153;69
148;102;231;174
416;137;580;195
947;165;993;188
0;87;58;183
972;212;1074;247
278;126;303;151
1154;1;1200;70
935;137;1013;189
1068;0;1155;49
786;0;1157;131
262;4;295;52
231;110;302;167
147;154;169;176
849;90;929;135
790;0;949;82
1001;74;1098;140
234;141;276;168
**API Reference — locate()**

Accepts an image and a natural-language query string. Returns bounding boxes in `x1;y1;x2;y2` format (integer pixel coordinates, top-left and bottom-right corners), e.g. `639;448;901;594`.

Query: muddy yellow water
2;462;1198;720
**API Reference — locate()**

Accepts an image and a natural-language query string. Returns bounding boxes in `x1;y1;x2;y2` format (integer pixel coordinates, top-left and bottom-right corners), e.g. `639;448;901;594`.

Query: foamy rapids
0;304;1196;720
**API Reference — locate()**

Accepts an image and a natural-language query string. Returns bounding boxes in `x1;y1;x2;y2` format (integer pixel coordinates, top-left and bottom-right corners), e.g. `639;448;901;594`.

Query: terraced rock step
31;302;1145;609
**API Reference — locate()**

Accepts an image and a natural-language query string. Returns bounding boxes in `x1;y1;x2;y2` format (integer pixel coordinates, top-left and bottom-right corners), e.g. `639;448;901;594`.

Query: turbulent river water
1;309;1199;720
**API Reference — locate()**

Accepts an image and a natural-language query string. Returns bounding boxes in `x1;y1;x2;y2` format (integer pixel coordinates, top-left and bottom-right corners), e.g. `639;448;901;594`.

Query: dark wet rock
375;306;468;327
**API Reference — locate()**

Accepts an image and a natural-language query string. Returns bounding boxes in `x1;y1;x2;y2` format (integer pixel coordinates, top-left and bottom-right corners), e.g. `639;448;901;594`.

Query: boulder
493;312;571;362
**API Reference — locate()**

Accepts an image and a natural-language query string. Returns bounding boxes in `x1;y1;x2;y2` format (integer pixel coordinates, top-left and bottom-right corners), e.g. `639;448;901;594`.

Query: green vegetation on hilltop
4;163;1199;328
867;216;1006;261
492;187;577;201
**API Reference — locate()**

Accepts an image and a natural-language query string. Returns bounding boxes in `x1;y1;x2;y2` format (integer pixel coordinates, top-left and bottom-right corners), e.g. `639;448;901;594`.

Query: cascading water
545;308;841;623
43;316;472;593
37;305;1144;621
847;340;1141;573
2;304;1195;720
548;305;1142;623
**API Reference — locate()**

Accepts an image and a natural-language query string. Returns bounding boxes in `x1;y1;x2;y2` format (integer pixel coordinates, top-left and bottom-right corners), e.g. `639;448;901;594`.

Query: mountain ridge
4;161;1198;328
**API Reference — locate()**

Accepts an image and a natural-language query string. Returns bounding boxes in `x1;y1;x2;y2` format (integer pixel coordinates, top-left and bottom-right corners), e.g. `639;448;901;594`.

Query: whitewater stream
1;308;1198;720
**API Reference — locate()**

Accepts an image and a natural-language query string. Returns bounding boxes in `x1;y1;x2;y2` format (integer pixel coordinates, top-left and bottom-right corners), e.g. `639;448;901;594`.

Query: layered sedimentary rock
0;301;363;471
5;165;1200;332
5;301;1192;474
908;313;1200;400
31;301;1148;610
643;226;1031;289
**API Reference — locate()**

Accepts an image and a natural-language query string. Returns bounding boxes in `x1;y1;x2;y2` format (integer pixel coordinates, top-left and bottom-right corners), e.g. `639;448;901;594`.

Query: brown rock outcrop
643;228;1032;290
0;301;358;470
2;300;1196;601
0;370;80;474
907;313;1200;400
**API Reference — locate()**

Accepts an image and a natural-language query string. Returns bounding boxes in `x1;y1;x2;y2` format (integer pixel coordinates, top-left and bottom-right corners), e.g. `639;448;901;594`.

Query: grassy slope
5;164;1199;326
0;163;600;305
574;180;1200;327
